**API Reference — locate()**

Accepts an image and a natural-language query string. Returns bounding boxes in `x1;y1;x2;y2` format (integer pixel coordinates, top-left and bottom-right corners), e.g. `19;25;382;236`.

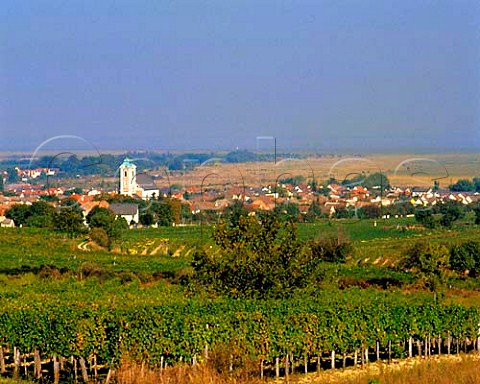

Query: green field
1;217;480;383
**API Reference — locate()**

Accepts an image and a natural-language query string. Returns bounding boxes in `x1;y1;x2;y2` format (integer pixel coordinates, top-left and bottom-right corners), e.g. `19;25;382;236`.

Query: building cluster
1;158;480;228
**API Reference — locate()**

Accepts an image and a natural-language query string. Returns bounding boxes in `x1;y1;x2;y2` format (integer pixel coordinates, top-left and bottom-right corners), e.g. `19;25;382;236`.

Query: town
1;153;479;230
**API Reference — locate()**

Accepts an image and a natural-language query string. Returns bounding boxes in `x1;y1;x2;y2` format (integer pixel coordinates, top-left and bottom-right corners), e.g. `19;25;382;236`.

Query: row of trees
414;200;480;229
449;177;480;192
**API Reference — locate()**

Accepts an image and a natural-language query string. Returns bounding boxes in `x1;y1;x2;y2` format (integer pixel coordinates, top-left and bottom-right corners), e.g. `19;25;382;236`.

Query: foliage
192;215;314;298
438;201;465;228
357;204;382;219
90;227;111;248
53;207;86;238
222;199;249;227
449;241;480;276
400;241;450;291
305;199;324;222
449;178;475;192
342;172;390;189
308;234;353;263
473;202;480;225
5;201;56;228
273;201;300;222
414;208;436;229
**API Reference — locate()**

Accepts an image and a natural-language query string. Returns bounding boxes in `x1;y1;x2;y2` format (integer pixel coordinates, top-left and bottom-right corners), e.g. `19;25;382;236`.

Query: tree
192;214;315;298
273;201;300;222
400;241;449;291
449;241;480;276
449;179;475;192
438;201;465;228
342;172;390;190
5;204;32;227
223;199;248;227
54;208;85;238
305;200;324;222
357;204;382;219
473;203;480;225
86;207;115;231
139;212;154;226
414;208;436;229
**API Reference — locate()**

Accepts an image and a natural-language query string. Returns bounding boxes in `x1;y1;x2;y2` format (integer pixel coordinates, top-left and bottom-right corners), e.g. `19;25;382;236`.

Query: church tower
119;158;137;196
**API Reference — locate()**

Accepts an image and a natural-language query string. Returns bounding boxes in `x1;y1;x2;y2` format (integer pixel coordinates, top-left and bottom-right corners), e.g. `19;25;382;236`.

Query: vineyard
1;217;480;383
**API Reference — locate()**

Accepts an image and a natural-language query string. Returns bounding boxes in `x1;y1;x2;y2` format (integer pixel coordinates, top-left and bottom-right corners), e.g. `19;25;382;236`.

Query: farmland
1;213;480;383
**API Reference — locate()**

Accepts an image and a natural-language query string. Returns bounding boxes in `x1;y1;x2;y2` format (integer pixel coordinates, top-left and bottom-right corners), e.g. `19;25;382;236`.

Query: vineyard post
73;358;78;383
285;354;289;380
93;354;98;380
105;368;114;384
275;357;280;377
354;349;358;367
316;353;321;372
204;324;209;360
53;355;60;384
260;359;264;379
160;356;164;371
364;347;368;364
34;349;42;379
0;345;5;373
304;355;308;374
342;352;346;369
79;356;89;383
447;334;451;355
330;350;335;369
416;340;421;357
408;337;412;358
438;335;441;355
388;341;392;364
13;347;19;378
376;341;380;361
424;338;427;358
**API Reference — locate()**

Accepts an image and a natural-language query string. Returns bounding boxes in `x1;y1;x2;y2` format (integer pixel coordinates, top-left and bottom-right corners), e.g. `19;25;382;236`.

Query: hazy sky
1;0;479;152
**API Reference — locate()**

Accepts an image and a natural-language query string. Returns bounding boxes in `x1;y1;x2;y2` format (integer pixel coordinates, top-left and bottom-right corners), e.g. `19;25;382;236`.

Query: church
119;158;160;200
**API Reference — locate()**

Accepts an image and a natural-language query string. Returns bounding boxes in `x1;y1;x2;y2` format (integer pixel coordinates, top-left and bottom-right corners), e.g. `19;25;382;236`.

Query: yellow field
159;153;480;189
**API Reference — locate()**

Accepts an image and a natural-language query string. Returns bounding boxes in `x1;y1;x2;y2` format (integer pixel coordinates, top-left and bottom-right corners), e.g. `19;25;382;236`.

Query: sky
1;0;479;153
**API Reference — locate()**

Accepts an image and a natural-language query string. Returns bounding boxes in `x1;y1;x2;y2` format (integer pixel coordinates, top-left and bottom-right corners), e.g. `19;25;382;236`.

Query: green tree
5;204;31;227
400;241;449;291
473;203;480;225
305;200;324;222
223;199;248;227
54;208;85;238
86;206;116;231
438;201;465;228
273;201;300;222
192;214;314;298
414;208;436;229
449;179;475;192
449;241;480;276
139;212;154;226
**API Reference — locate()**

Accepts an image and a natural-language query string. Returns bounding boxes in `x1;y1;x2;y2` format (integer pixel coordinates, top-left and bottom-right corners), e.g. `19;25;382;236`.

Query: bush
308;235;353;263
90;227;111;248
450;241;480;276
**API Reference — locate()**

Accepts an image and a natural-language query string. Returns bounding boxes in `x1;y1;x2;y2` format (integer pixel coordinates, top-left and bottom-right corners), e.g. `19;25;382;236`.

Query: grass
297;354;480;384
